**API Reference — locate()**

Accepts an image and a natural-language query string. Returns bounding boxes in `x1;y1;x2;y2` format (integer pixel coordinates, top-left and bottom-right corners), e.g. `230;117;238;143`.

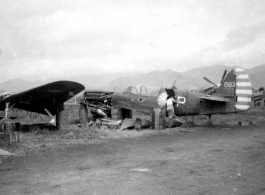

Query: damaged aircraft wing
0;81;85;116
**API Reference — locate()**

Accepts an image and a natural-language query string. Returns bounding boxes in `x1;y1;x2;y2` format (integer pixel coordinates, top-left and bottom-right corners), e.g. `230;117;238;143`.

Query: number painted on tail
224;81;235;88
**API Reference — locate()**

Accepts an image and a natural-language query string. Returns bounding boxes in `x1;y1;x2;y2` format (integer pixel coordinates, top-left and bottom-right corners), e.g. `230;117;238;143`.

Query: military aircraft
252;87;264;105
0;81;85;129
83;67;252;127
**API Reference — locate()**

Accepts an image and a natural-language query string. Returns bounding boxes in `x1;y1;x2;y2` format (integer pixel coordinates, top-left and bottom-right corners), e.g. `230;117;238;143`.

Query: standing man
166;96;176;118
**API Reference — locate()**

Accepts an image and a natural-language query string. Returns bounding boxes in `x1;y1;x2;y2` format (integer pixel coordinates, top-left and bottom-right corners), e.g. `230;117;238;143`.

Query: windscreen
123;85;161;96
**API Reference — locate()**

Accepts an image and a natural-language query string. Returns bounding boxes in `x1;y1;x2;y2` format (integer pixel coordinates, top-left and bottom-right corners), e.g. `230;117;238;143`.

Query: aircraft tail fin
215;69;236;96
215;68;252;111
234;68;252;111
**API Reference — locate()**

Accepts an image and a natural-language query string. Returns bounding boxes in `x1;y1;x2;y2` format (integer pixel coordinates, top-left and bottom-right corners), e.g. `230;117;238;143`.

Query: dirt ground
1;121;265;195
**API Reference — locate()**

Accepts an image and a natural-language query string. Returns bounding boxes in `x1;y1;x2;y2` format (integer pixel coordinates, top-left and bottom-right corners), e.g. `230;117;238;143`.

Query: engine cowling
90;107;107;116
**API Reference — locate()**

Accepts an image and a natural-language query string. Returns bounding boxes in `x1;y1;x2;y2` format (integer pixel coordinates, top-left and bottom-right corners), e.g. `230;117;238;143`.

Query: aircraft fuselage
112;89;241;117
173;90;237;116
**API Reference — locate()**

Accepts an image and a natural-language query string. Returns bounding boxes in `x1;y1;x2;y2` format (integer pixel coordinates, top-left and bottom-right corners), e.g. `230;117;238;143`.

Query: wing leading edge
1;81;85;116
198;96;231;102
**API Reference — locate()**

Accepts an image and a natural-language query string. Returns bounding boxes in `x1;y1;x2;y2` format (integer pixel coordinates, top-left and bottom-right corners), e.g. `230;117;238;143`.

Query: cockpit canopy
122;85;162;96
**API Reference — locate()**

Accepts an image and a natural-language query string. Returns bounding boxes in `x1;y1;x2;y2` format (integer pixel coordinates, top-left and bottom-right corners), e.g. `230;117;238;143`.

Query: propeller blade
49;118;55;124
221;70;227;83
44;108;55;124
203;77;217;86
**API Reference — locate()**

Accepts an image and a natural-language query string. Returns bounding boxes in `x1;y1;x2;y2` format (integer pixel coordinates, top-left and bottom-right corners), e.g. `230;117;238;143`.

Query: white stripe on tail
235;68;252;111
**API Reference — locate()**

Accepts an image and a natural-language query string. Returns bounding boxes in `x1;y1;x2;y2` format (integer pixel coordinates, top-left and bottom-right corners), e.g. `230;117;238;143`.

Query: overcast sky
0;0;265;82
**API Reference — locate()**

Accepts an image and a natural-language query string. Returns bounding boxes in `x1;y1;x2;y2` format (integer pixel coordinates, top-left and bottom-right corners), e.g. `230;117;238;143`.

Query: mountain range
0;64;264;94
98;64;265;91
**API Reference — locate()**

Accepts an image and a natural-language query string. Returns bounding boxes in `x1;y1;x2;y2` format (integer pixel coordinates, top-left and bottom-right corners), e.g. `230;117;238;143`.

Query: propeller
172;80;177;89
203;70;227;86
157;92;167;108
44;108;56;124
203;77;217;86
220;70;227;83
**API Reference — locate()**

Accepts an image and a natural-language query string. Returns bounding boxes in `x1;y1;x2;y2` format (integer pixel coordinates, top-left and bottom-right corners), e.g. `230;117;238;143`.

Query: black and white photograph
0;0;265;194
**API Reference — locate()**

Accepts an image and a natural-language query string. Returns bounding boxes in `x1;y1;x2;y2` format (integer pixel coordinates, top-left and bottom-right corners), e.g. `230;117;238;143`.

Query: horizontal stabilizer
199;96;230;102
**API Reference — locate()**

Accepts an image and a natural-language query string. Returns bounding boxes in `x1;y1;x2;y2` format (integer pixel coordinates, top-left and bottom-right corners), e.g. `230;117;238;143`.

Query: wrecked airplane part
81;90;113;118
166;118;183;128
0;81;85;130
81;67;252;129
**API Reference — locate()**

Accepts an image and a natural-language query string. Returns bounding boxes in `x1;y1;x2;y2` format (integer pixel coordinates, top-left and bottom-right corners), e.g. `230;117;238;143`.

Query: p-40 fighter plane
0;81;85;128
83;67;252;126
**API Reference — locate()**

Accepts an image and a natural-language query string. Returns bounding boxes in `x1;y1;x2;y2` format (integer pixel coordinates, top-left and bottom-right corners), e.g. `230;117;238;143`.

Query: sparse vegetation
0;124;175;156
1;107;265;157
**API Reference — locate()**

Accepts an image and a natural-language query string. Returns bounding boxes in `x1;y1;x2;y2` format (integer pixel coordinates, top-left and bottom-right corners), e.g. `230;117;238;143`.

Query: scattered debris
120;118;136;130
0;149;13;156
166;117;183;128
238;121;256;126
179;128;199;133
222;128;231;130
134;118;142;130
249;121;256;126
130;168;151;172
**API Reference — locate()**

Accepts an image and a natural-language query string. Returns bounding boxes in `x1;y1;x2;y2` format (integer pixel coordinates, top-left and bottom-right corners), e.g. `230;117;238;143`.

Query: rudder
234;68;252;111
215;69;236;97
215;67;252;111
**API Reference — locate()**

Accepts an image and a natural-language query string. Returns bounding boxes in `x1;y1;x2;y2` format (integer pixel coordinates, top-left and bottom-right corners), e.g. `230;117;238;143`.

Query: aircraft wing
198;96;230;102
0;81;85;116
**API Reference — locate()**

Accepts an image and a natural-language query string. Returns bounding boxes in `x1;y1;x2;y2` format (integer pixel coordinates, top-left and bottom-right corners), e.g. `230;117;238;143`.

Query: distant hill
183;64;235;83
99;69;184;91
99;65;237;91
245;64;265;88
99;64;265;91
0;78;43;92
41;71;143;91
0;72;142;93
0;64;265;93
